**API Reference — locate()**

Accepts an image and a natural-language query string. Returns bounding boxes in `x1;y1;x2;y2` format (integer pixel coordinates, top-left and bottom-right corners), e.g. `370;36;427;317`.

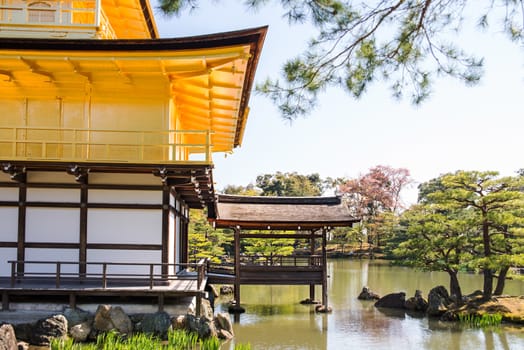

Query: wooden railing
207;255;322;275
8;260;208;291
239;254;322;267
0;126;212;164
0;0;106;29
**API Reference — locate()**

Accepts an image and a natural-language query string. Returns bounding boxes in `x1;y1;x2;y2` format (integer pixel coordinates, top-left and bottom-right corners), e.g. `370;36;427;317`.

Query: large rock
200;299;214;321
375;292;406;309
93;305;132;334
69;321;92;343
404;290;429;312
214;312;234;337
217;328;234;340
63;307;92;327
427;286;453;317
30;315;68;346
197;317;217;339
171;315;187;330
185;314;199;334
220;285;234;295
11;323;31;344
358;287;380;301
0;323;17;350
136;312;171;338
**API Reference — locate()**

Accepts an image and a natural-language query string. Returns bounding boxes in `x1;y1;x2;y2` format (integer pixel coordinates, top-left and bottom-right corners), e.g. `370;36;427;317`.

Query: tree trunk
448;270;463;304
483;269;494;300
494;266;510;296
481;214;493;300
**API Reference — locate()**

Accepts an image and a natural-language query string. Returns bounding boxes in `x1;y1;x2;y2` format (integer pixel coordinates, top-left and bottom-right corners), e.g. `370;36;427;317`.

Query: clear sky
153;1;524;205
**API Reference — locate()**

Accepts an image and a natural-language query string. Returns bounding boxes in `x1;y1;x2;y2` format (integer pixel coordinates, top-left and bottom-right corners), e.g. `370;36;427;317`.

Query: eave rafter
111;59;133;84
0;70;14;82
1;163;26;183
65;58;92;83
153;167;212;208
19;57;55;83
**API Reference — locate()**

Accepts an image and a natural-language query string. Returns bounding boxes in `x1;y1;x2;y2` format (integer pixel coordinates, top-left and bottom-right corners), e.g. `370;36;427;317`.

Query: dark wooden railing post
149;264;154;290
10;261;16;287
56;262;61;288
197;263;202;290
102;263;107;289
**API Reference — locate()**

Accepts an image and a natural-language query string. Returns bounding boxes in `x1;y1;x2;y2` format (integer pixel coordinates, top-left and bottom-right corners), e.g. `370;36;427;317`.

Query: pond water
216;259;524;350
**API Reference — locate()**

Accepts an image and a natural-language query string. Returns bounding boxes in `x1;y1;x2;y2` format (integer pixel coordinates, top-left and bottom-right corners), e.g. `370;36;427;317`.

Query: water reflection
218;260;524;350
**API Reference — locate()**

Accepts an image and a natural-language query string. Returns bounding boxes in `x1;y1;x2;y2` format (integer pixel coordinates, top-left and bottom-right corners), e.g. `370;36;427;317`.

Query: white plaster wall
89;173;160;186
24;248;79;273
0;187;18;201
89;189;161;204
26;208;80;243
27;172;77;184
27;188;80;202
87;209;161;244
86;249;162;276
0;248;17;277
0;207;18;242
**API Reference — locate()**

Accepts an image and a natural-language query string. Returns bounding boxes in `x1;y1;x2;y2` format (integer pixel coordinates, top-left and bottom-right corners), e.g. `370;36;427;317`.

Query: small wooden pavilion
208;194;359;312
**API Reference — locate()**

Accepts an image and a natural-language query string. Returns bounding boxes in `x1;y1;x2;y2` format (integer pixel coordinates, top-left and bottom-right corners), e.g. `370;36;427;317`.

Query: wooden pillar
79;183;88;278
158;294;165;312
321;227;328;308
69;294;76;309
234;226;241;306
2;291;8;311
17;183;27;275
161;185;170;277
228;226;245;313
309;229;316;301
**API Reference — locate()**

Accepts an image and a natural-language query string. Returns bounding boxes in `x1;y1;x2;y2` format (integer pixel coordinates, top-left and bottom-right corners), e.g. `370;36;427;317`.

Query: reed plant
49;329;252;350
458;313;503;328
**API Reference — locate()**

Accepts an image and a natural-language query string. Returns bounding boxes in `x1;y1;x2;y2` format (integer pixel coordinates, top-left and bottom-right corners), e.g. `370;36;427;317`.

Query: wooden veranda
1;260;208;314
208;195;359;312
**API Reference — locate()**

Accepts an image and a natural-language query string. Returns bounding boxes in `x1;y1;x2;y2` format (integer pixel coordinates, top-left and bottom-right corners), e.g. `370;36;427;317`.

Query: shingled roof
211;194;359;230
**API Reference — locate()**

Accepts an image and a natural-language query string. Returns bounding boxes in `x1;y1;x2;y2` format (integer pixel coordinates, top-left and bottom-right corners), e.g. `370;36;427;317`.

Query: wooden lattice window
28;1;55;23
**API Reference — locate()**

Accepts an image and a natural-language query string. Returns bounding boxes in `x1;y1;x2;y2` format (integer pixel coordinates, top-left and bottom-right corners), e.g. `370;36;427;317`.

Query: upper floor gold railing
0;0;116;38
0;126;213;164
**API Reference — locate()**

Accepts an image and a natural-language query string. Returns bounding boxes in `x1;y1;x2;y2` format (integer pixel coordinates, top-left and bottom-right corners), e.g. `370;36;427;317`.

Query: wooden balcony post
234;226;240;299
10;261;16;287
102;263;107;289
321;227;328;308
56;262;61;288
149;264;154;290
309;229;316;301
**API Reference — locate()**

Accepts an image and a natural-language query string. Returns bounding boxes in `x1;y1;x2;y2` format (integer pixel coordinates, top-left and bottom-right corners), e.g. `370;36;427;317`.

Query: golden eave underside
102;0;158;38
0;45;251;152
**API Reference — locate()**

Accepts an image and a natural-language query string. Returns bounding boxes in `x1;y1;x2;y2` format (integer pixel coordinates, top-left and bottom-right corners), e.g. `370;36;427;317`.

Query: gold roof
102;0;158;38
0;27;267;152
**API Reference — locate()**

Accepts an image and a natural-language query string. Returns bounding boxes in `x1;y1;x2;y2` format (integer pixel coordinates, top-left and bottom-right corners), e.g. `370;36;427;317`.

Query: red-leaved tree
338;165;412;253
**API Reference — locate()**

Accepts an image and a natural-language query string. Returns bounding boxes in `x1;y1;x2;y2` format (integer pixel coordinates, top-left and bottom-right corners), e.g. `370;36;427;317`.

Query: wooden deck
1;260;208;313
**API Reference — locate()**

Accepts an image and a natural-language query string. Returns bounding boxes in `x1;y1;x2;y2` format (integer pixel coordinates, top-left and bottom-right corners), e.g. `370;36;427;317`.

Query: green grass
50;330;251;350
458;313;503;328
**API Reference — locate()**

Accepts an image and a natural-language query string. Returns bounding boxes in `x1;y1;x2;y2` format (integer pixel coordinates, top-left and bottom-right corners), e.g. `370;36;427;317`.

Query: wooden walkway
1;260;208;313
